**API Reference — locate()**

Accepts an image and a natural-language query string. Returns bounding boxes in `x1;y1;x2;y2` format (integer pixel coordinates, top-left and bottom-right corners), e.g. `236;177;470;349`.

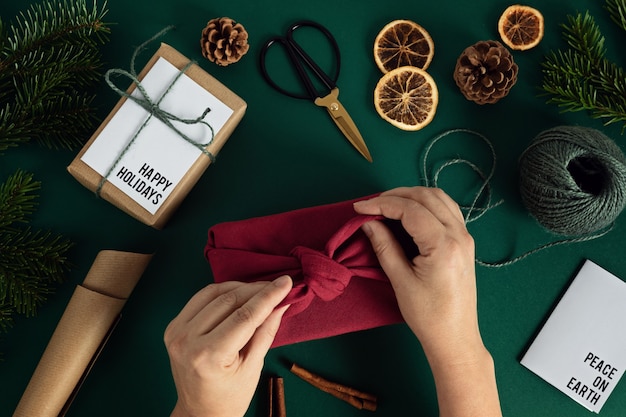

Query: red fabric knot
276;215;387;317
290;245;351;301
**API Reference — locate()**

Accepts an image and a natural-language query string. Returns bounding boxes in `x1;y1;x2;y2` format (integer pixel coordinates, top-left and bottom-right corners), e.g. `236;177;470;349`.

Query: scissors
260;20;373;162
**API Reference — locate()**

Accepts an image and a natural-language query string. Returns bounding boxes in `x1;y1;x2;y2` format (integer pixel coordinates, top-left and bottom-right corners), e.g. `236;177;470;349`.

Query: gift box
68;43;247;229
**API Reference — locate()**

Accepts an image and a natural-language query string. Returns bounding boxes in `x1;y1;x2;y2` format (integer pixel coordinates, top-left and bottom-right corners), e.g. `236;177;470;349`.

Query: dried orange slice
497;5;544;51
374;66;438;131
374;19;434;73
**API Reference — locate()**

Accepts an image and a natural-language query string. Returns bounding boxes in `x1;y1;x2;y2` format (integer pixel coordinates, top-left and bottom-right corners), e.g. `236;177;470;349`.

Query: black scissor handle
259;20;341;100
260;36;312;99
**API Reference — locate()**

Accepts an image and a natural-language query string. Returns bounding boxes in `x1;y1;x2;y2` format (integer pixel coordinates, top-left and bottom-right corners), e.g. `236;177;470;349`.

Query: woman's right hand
354;187;502;417
353;186;481;359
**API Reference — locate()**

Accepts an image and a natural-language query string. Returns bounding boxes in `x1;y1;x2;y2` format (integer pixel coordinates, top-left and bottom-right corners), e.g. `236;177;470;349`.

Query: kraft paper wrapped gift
68;43;247;229
13;250;153;417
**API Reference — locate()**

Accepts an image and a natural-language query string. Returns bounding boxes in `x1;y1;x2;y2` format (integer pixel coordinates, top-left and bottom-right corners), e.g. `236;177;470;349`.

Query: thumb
361;220;414;289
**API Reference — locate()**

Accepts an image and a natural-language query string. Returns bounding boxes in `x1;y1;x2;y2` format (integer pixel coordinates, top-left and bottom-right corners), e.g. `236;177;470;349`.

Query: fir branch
0;171;73;332
0;304;13;333
0;228;73;314
0;170;39;228
2;90;99;150
1;0;110;71
0;0;110;152
541;1;626;131
561;12;606;61
606;0;626;31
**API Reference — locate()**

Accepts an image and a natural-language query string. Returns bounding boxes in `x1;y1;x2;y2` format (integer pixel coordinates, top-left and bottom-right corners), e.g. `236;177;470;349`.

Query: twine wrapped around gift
96;26;216;196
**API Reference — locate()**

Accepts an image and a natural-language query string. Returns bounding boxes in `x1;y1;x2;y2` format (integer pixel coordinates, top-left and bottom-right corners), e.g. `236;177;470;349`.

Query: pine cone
200;17;249;66
453;40;518;104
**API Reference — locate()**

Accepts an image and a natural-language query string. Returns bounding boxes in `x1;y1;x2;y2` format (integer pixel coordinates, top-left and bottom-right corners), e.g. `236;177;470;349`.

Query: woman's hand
354;187;502;417
164;276;293;417
354;186;479;358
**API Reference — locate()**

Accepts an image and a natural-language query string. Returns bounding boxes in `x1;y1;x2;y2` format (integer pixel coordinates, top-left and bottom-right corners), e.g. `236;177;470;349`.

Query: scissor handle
259;20;341;100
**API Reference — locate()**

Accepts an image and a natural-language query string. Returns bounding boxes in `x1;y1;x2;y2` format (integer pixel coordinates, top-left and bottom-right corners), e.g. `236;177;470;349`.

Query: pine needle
606;0;626;31
0;0;110;152
0;170;40;228
0;171;73;332
541;0;626;131
0;0;99;339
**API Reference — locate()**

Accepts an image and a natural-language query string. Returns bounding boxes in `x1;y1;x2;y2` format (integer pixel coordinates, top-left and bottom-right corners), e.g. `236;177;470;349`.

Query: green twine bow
96;26;215;196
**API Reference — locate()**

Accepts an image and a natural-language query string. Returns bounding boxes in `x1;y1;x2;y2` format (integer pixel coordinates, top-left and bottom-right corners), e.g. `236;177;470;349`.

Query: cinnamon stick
268;376;286;417
268;377;274;417
290;363;377;411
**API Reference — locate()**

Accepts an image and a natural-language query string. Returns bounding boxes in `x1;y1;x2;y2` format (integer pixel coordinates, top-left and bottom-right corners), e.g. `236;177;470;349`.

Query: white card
520;260;626;413
81;57;234;214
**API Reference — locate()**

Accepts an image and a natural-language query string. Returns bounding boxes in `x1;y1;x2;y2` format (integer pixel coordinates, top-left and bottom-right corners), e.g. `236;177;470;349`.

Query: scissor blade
315;88;373;162
330;110;373;163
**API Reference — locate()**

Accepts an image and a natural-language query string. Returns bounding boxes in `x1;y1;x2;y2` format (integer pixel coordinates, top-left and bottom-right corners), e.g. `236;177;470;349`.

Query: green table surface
3;0;626;416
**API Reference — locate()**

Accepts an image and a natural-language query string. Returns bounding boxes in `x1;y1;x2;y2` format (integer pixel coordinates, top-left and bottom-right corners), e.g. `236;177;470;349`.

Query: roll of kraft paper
13;250;153;417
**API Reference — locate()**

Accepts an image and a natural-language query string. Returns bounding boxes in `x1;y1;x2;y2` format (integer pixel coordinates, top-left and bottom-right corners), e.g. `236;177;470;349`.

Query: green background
2;0;626;416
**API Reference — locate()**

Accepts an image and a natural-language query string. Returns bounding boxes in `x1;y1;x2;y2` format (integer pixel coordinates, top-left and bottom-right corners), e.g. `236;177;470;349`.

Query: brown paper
13;250;153;417
67;43;247;229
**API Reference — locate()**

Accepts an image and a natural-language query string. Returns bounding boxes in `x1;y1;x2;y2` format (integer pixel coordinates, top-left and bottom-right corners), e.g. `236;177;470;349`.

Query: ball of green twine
519;126;626;236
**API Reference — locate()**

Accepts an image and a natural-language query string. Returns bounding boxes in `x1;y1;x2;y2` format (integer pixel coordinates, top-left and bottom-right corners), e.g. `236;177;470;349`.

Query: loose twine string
420;128;621;268
96;26;216;196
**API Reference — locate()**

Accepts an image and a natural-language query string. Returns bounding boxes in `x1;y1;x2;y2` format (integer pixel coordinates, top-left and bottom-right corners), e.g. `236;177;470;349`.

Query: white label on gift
82;57;234;214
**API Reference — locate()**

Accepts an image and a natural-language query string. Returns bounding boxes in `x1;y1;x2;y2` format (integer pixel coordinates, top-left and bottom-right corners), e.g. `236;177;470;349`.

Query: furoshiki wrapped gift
205;195;414;347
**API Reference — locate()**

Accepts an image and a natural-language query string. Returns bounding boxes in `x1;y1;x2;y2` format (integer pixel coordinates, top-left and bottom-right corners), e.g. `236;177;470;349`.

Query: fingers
188;281;276;336
354;187;463;225
360;219;415;291
205;275;293;356
243;303;291;364
173;281;248;324
164;278;293;417
354;187;466;255
166;277;293;362
379;186;464;225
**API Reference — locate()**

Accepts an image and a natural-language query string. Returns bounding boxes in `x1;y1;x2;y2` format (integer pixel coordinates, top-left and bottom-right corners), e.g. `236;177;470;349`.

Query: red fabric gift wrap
204;195;407;347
